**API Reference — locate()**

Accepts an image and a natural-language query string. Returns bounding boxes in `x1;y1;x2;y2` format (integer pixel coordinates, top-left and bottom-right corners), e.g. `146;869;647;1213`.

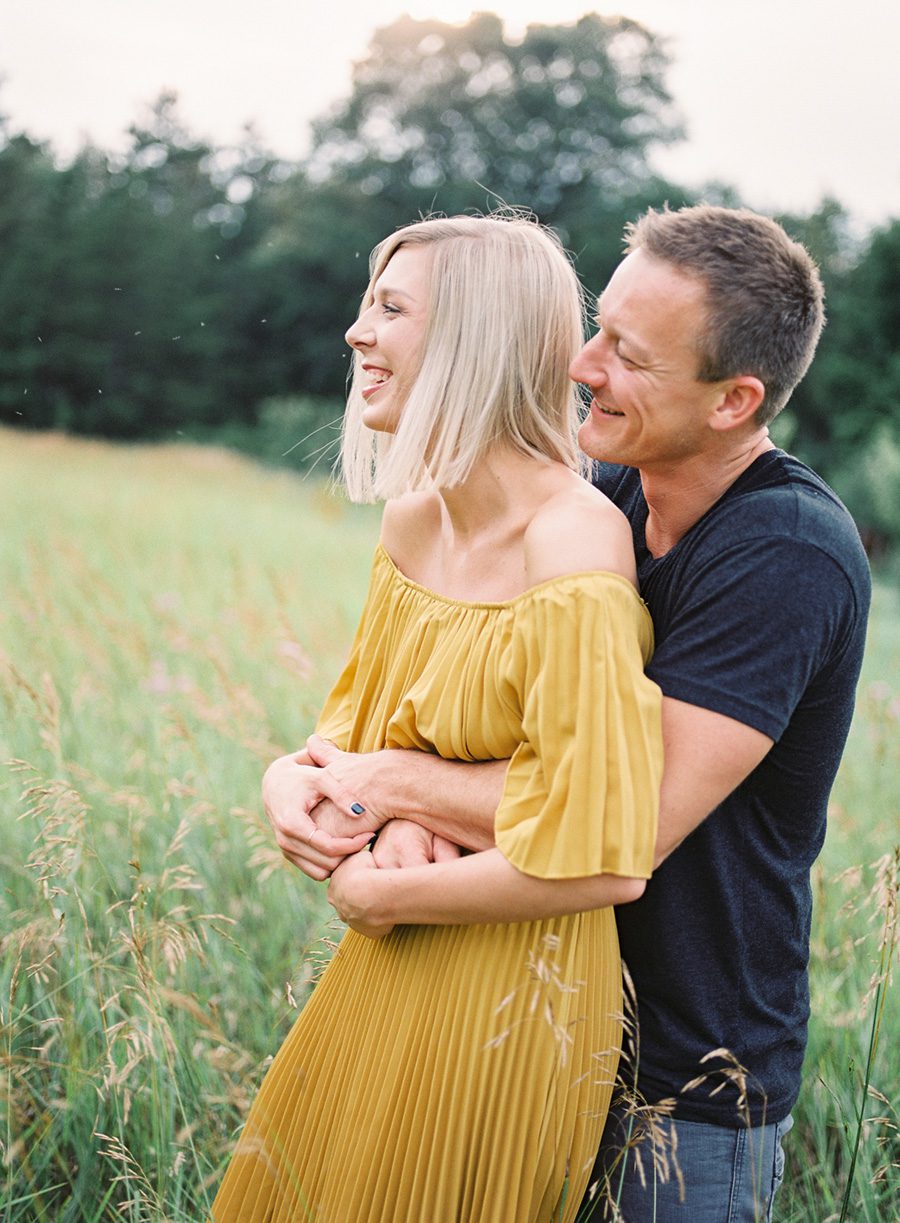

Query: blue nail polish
351;802;366;815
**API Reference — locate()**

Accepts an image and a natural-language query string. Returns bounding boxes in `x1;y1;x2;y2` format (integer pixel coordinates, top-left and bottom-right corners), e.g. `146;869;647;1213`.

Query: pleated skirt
210;909;621;1223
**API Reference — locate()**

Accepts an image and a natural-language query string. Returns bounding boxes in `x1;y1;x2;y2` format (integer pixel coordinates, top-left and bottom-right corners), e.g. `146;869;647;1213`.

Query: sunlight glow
2;0;897;223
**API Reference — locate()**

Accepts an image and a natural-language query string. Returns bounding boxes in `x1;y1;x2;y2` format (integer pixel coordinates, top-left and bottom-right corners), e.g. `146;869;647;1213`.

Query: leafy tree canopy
308;12;683;216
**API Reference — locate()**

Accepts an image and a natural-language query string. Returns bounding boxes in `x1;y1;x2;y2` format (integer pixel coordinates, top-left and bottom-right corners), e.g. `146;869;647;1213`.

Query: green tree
308;13;679;251
1;17;693;439
771;204;900;549
293;11;690;396
777;204;900;461
309;12;681;212
0;93;288;437
0;125;65;428
773;199;862;462
83;92;237;435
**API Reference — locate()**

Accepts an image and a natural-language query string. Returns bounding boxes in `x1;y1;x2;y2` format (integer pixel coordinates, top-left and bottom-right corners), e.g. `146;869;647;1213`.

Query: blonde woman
211;215;662;1222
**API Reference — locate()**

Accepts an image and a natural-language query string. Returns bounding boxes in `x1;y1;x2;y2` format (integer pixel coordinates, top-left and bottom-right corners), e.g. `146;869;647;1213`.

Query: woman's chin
361;402;400;434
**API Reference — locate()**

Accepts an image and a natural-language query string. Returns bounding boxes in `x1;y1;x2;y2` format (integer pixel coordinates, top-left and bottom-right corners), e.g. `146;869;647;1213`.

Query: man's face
572;249;727;470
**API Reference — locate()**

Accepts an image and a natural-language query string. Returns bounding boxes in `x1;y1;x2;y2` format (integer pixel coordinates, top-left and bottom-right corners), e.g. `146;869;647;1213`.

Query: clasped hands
263;734;459;939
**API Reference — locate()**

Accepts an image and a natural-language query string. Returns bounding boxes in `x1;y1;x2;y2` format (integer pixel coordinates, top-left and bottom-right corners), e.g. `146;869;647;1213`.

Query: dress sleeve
494;576;662;881
313;632;363;750
313;550;385;749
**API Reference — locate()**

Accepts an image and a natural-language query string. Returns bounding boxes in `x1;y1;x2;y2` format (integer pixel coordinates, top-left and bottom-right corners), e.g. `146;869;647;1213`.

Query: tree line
1;12;898;550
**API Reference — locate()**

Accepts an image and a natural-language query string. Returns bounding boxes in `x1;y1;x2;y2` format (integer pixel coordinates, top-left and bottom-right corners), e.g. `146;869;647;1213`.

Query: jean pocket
766;1114;793;1221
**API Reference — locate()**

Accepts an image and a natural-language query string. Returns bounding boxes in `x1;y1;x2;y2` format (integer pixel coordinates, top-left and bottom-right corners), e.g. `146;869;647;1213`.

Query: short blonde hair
340;214;585;502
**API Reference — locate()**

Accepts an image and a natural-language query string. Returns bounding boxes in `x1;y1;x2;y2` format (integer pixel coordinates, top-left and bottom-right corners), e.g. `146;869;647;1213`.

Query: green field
1;429;896;1221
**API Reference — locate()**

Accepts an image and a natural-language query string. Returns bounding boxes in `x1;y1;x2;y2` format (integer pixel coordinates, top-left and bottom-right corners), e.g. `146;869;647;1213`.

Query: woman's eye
382;303;401;315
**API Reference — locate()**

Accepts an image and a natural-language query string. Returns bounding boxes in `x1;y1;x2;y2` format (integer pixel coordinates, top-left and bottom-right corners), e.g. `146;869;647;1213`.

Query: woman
211;215;662;1222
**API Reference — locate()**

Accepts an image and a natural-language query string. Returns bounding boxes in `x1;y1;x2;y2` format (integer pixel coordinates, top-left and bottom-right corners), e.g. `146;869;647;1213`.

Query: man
265;206;870;1220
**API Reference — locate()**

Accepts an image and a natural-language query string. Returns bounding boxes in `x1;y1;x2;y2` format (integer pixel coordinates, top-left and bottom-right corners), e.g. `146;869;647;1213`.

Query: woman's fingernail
351;802;366;815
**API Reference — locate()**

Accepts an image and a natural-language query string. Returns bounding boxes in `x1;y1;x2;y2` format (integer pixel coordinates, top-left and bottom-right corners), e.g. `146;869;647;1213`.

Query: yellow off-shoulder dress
211;546;662;1223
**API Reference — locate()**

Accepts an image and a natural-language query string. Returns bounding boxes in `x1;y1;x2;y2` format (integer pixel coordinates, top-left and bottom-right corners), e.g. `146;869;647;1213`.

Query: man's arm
306;733;503;847
324;701;771;936
266;737;503;879
272;698;772;888
653;696;772;866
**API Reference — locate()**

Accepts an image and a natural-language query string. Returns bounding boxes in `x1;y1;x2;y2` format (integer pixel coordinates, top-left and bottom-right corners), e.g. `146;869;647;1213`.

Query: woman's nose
345;312;374;350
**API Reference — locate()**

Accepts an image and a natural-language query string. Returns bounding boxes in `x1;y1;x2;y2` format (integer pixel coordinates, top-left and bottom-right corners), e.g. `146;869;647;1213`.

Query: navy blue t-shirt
595;450;871;1126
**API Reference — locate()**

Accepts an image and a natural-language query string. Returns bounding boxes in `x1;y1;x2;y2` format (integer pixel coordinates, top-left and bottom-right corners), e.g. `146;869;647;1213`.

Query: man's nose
569;335;607;386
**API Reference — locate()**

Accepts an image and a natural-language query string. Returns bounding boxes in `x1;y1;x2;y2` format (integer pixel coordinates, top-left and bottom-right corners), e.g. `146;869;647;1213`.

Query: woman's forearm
332;847;645;929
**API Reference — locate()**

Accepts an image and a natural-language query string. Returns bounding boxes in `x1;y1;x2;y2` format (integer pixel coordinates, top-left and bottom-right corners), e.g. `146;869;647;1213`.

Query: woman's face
345;244;434;433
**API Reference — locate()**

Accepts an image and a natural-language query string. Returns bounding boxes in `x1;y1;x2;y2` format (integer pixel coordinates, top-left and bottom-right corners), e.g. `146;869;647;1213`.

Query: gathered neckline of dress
374;542;646;613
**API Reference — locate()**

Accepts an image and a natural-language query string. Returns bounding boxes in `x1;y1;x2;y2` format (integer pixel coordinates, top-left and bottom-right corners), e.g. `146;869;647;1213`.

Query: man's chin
577;422;622;464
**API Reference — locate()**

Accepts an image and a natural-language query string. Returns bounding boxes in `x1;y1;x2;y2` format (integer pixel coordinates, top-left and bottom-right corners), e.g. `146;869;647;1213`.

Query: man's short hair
625;205;825;424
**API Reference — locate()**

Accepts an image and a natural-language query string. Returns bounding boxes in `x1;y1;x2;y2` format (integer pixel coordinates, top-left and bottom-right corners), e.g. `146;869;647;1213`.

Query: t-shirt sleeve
494;577;663;881
646;536;866;740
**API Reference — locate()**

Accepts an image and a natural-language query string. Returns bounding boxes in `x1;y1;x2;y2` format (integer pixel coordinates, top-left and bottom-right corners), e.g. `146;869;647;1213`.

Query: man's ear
710;375;766;431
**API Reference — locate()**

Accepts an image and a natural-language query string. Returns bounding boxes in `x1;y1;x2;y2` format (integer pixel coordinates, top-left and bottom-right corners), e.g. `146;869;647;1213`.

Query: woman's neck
436;447;546;543
399;447;579;601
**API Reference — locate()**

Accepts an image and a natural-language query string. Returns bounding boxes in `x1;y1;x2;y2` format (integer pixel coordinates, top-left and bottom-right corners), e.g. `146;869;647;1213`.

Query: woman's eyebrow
374;285;415;300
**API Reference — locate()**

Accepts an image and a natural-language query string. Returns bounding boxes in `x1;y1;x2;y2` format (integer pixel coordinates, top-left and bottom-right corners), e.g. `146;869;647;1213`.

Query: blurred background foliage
1;12;898;556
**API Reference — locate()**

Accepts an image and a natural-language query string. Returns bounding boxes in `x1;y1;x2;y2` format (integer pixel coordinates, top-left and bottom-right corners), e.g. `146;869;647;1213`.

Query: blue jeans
577;1106;793;1222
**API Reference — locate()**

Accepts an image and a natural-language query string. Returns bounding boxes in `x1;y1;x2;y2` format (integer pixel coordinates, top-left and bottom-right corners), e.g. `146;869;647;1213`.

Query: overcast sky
3;0;898;229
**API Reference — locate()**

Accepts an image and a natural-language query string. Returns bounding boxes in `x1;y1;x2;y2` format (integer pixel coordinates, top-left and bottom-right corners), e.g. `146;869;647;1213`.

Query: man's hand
306;734;504;853
372;820;462;869
327;851;395;939
263;753;374;881
305;734;404;827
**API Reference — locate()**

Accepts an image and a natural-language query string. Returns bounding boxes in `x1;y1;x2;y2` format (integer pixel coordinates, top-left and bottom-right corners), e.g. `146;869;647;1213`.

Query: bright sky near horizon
3;0;898;229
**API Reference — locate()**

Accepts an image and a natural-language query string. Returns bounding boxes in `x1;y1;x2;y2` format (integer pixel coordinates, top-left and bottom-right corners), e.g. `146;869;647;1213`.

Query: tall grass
1;429;896;1220
782;581;899;1222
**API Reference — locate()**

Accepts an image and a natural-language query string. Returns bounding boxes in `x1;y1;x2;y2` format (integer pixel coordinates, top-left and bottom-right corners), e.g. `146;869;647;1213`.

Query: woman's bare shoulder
523;478;637;588
380;492;443;567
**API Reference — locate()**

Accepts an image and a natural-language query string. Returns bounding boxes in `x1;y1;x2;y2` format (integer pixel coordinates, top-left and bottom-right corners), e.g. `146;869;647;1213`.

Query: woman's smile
345;245;434;432
360;364;393;399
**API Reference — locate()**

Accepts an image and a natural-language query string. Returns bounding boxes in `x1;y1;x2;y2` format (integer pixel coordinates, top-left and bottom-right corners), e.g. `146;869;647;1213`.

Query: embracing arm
273;694;772;887
654;696;773;867
305;735;502;851
328;846;645;935
322;691;772;934
264;738;502;880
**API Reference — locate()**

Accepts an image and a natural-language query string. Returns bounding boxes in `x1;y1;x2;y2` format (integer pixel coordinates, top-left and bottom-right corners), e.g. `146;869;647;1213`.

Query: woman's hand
327;851;395;940
263;753;374;881
373;819;462;869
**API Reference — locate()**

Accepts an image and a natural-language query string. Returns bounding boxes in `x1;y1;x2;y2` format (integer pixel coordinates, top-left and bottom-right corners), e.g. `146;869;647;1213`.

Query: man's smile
592;398;625;417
